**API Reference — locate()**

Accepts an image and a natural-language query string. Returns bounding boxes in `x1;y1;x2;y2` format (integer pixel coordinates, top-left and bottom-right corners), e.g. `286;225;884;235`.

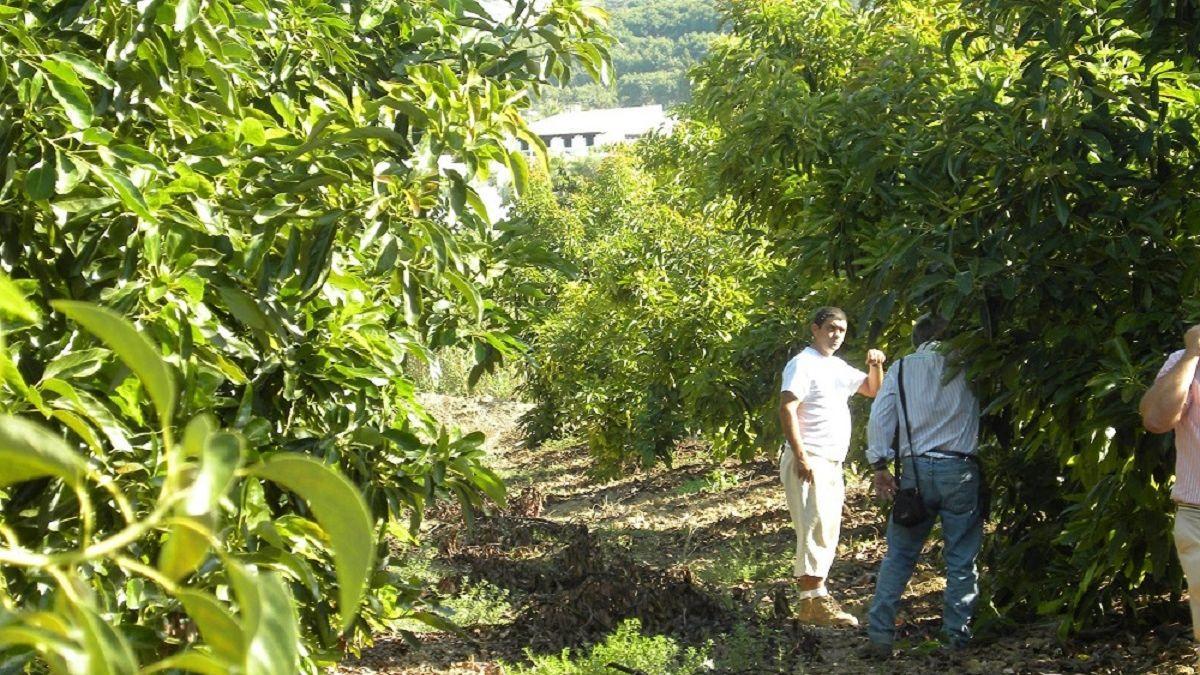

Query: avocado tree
687;0;1200;631
0;0;610;670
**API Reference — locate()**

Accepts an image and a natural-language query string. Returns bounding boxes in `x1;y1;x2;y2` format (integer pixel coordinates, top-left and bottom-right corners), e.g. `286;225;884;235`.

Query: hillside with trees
534;0;720;113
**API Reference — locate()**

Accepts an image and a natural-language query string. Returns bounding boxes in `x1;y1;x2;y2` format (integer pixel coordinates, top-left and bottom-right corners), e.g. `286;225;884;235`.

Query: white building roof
530;104;670;138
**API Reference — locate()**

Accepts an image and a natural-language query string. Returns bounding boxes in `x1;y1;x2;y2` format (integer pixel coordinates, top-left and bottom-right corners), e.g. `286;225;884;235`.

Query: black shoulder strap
893;357;919;484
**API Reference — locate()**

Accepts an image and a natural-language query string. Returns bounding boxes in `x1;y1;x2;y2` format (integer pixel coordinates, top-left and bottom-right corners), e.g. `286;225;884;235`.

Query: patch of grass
405;344;524;399
502;619;713;675
539;432;586;453
391;578;514;633
443;579;513;626
712;621;787;671
386;542;514;632
389;539;443;585
697;540;790;585
675;468;740;496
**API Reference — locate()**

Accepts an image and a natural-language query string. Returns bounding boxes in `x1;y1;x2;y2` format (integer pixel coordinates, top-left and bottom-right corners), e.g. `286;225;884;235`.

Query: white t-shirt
780;346;868;462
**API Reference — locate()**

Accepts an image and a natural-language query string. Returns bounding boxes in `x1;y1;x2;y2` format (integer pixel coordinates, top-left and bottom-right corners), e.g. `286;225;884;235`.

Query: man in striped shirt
863;315;982;656
1140;324;1200;656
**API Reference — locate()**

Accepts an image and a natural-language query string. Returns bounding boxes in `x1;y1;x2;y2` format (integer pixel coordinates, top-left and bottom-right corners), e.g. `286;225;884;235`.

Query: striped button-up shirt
866;342;980;466
1155;350;1200;506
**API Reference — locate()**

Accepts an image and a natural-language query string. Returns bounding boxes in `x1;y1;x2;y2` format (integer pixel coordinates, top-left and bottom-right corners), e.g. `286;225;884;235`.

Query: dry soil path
339;395;1199;674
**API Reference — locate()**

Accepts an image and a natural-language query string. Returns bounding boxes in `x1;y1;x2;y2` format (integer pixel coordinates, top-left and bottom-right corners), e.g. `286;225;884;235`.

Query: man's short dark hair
810;306;848;327
913;313;947;347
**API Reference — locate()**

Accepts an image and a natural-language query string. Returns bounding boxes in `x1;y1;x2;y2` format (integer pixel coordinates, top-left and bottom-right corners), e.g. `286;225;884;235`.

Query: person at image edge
1140;323;1200;668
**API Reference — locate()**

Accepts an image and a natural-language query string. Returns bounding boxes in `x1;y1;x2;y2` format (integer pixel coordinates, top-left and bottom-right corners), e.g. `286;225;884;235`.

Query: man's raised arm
1141;325;1200;434
858;349;886;398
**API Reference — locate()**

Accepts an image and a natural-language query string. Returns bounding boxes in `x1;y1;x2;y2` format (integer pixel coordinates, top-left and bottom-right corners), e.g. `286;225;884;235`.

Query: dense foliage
511;152;780;471
0;0;608;671
534;0;720;112
517;0;1200;634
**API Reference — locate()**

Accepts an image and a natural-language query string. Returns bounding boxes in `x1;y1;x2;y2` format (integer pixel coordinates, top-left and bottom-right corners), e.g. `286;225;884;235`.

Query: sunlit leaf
176;589;244;662
41;59;93;129
0;415;87;488
247;455;375;632
52;301;175;424
0;271;39;322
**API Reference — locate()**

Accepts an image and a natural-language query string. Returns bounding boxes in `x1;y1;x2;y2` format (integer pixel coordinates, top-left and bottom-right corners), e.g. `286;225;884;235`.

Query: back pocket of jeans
942;467;979;515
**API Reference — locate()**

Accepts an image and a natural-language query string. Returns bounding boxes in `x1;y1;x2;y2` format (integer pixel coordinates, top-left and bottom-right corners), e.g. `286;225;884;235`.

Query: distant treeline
534;0;720;113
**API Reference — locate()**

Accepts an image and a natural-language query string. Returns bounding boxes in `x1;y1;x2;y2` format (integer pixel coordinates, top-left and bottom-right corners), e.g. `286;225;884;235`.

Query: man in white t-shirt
779;306;885;626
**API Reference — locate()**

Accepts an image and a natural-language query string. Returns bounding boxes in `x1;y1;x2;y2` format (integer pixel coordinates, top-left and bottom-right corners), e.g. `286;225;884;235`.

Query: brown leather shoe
796;595;859;627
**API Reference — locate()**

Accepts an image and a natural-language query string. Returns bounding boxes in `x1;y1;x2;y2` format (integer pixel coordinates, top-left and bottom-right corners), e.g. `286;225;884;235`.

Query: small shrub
445;580;513;626
676;468;741;495
503;619;712;675
699;542;790;585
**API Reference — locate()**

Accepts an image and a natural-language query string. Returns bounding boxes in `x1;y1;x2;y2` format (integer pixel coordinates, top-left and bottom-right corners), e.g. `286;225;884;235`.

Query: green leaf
507;148;530;196
54;150;88;195
239;118;267;147
445;270;484;323
300;220;337;294
472;465;507;507
217;286;272;332
70;599;138;675
401;268;421;326
185;431;241;517
24;158;54;201
94;167;158;224
42;349;107;382
176;590;244;662
246;455;375;632
227;565;299;675
0;415;87;488
51;301;175;424
175;0;201;31
41;378;132;454
1052;183;1069;225
158;520;209;583
0;622;85;666
141;651;232;675
160;430;241;581
41;59;93;129
0;271;39;322
51;196;119;223
955;270;973;296
182;414;217;458
49;54;114;89
49;410;106;458
407;610;462;634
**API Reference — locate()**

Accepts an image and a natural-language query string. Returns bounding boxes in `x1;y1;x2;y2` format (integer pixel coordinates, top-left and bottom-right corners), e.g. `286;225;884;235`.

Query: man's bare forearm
780;404;808;462
865;362;883;397
1142;350;1199;433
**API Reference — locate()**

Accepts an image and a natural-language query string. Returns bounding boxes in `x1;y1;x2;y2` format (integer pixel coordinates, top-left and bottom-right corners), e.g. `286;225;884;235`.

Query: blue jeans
867;456;982;648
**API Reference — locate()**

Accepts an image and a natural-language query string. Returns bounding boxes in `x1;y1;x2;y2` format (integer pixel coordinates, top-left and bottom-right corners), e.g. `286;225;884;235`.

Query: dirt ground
339;396;1200;674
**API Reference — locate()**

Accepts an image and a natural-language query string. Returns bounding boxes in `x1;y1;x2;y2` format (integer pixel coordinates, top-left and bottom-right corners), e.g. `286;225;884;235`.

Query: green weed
698;541;790;585
675;468;741;495
444;580;513;626
503;619;713;674
711;621;788;671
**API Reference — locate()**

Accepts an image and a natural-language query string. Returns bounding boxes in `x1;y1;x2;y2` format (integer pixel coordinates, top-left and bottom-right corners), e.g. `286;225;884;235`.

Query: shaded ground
340;397;1199;674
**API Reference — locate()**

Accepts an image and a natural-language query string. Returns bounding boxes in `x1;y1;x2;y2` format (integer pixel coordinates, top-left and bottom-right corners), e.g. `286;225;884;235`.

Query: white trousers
1175;506;1200;641
780;450;845;579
